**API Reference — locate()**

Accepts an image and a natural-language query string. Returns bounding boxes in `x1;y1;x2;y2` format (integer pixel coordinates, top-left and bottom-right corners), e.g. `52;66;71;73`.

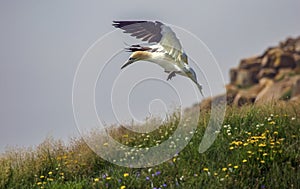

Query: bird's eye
129;57;134;60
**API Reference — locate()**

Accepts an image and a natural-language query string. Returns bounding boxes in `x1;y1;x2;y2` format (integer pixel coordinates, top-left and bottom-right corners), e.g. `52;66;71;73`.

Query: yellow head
121;51;152;69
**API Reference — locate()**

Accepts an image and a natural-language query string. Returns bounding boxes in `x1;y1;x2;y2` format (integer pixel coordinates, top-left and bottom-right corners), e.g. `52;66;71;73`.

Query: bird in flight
112;20;204;96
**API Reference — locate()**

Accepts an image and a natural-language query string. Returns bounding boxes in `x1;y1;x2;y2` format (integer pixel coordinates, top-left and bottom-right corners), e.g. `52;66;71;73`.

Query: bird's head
121;51;152;69
129;51;152;62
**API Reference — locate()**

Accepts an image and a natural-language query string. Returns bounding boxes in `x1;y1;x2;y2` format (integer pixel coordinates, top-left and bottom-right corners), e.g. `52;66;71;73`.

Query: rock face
202;36;300;107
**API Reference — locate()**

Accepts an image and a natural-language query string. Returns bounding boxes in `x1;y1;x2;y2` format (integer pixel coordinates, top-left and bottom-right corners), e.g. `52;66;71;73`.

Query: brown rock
291;76;300;97
257;68;277;80
239;56;261;69
229;68;238;84
255;77;295;103
291;95;300;102
233;84;265;106
235;68;259;87
233;92;256;106
273;53;296;69
226;84;239;105
274;68;295;81
261;48;296;69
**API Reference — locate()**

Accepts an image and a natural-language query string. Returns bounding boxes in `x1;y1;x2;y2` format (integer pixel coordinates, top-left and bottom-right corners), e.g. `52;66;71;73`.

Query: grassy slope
0;102;299;189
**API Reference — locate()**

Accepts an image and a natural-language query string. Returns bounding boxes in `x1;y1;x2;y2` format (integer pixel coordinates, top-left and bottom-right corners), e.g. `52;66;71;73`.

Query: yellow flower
222;168;227;171
123;134;129;138
273;131;278;135
214;172;218;176
123;173;129;177
37;182;42;185
40;175;45;179
269;121;275;125
243;143;249;146
263;153;268;156
242;159;247;163
48;171;52;175
203;168;209;171
229;146;234;150
228;163;232;166
94;178;99;182
260;160;265;164
47;178;54;182
258;143;266;147
173;157;176;163
120;186;126;189
233;165;239;169
106;177;111;180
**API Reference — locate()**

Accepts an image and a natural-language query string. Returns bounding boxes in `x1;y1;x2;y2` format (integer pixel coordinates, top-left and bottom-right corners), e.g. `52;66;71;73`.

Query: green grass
1;102;299;189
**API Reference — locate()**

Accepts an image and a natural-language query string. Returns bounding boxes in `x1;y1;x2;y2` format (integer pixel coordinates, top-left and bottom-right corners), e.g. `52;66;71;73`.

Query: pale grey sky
1;1;300;152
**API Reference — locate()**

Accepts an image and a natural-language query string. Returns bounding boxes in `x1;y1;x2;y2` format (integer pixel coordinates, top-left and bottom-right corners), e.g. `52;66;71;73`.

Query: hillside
1;37;300;188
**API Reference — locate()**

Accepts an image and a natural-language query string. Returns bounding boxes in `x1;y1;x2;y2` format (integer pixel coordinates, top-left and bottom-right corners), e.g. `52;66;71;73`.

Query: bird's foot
167;71;176;80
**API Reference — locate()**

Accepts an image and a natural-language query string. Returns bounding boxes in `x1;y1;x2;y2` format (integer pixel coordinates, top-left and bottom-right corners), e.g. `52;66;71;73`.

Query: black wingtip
112;21;147;28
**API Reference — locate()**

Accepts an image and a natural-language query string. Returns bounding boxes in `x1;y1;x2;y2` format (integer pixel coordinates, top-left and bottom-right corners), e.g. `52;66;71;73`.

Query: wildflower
123;173;129;177
155;171;161;176
40;175;45;179
242;159;247;163
260;160;265;164
103;143;108;146
222;168;227;171
214;172;218;176
146;176;150;181
263;153;268;156
258;143;266;147
37;182;42;185
273;131;278;135
106;177;111;180
269;121;275;125
48;171;52;175
120;186;126;189
291;117;296;120
229;146;234;150
163;183;167;187
233;165;239;169
94;178;99;182
203;168;209;171
228;163;232;166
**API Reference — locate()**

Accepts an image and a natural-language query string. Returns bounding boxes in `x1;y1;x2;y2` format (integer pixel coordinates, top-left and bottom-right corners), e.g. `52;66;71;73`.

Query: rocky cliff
202;36;300;108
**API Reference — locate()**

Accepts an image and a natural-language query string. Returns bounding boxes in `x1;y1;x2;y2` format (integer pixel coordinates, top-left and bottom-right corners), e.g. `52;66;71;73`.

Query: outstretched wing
113;21;186;63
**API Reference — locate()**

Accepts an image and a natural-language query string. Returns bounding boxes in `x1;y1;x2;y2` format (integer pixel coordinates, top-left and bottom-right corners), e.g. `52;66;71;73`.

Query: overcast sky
1;1;300;152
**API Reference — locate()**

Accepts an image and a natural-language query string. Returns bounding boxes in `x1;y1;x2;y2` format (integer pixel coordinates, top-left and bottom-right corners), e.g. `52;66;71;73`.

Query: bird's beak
121;59;136;69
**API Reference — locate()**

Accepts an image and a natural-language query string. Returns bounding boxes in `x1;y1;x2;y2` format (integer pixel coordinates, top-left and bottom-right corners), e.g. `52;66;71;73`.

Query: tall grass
0;102;299;188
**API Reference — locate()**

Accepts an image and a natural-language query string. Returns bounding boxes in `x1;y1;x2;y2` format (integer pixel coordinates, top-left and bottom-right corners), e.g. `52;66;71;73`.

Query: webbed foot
167;71;176;80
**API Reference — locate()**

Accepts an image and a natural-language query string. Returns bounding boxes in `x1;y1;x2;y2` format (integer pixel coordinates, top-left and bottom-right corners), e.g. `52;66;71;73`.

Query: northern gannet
113;21;203;96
